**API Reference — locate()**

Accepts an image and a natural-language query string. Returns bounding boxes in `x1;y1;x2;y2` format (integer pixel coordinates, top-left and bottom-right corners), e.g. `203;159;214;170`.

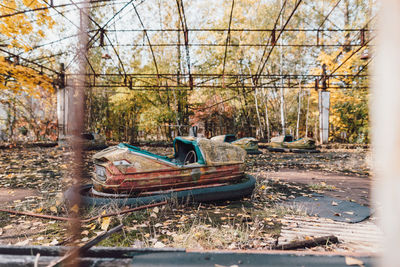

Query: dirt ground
0;144;374;251
261;168;370;206
247;148;372;205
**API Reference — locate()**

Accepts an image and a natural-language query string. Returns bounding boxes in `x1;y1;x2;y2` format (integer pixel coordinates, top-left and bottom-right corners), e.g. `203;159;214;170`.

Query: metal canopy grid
0;0;374;94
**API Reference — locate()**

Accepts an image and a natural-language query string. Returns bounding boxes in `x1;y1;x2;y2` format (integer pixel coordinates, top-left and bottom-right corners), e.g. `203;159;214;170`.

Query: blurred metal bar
91;43;372;47
107;28;375;32
66;73;369;77
372;0;400;266
74;85;369;90
63;1;89;266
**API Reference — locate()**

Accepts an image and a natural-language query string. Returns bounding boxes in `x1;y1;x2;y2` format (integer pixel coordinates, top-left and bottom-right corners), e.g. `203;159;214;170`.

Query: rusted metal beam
221;0;235;88
0;47;59;74
256;0;303;84
82;84;369;90
255;0;287;79
64;0;138;71
318;0;342;30
175;0;193;90
328;35;375;78
0;201;167;223
132;2;161;86
0;0;110;19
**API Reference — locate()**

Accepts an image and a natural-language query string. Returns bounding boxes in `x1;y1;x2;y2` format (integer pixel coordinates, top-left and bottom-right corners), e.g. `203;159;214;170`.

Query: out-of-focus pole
372;1;400;266
65;1;89;266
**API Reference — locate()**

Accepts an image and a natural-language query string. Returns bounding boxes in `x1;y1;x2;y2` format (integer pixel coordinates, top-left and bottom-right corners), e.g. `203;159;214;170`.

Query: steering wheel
183;150;197;165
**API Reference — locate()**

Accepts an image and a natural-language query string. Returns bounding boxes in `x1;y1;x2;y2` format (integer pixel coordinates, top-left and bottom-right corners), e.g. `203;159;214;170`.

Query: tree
310;47;370;143
0;0;55;95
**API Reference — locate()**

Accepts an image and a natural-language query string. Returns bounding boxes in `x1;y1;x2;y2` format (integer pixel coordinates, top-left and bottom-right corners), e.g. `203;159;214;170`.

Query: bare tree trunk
10;99;16;141
241;85;252;136
305;90;310;137
130;113;136;143
261;87;270;141
280;87;286;134
124;113;128;142
173;74;181;137
165;82;173;140
87;86;92;132
296;86;302;139
161;125;166;141
254;88;264;138
175;23;182;137
314;119;319;143
247;66;264;138
104;92;110;139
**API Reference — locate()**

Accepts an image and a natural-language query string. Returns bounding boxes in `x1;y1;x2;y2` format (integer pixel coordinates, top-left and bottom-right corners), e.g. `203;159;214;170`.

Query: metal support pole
318;64;330;144
57;63;66;139
372;1;400;266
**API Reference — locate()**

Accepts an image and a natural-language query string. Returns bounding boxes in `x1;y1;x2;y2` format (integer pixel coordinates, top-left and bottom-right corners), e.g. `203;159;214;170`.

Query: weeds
309;183;336;192
0;145;370;249
93;198;287;250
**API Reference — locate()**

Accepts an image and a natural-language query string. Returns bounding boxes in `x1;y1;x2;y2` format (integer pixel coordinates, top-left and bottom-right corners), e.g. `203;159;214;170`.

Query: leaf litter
0;145;370;251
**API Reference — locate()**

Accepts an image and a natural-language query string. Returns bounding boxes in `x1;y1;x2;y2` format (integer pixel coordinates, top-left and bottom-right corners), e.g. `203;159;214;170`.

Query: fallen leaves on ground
0;145;370;250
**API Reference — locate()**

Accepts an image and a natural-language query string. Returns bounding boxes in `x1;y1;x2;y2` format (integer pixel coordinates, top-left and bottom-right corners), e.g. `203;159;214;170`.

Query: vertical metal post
372;1;400;266
318;64;330;144
57;63;66;138
318;90;330;144
66;2;89;266
296;83;302;140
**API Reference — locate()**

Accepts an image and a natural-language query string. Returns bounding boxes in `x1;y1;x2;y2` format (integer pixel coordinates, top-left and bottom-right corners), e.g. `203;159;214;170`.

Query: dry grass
308;183;337;192
0;145;371;249
94;199;285;250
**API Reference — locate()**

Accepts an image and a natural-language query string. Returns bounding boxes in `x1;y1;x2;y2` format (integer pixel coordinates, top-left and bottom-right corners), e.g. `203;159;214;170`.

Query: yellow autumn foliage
309;46;370;142
0;0;55;95
0;56;54;95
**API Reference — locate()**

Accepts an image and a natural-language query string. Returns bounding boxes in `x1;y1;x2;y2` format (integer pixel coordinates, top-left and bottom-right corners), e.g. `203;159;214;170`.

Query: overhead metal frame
0;0;374;94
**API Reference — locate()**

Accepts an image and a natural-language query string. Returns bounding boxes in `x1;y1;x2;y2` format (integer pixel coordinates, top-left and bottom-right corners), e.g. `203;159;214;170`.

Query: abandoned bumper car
66;137;256;207
266;134;318;153
59;132;107;150
210;134;262;155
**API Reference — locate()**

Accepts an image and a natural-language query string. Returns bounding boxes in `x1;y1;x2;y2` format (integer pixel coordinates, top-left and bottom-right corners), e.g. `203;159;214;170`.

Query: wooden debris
46;224;123;267
0;201;167;223
271;235;339;250
34;253;40;267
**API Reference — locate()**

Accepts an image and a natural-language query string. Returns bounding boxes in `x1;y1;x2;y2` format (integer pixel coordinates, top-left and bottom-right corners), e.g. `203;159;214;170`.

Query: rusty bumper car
267;134;318;153
65;137;255;206
58;132;107;150
210;134;262;155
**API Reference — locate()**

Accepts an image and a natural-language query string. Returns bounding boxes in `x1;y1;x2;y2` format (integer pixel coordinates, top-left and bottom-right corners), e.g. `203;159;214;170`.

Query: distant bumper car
210;134;262;155
59;132;107;150
267;134;318;153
